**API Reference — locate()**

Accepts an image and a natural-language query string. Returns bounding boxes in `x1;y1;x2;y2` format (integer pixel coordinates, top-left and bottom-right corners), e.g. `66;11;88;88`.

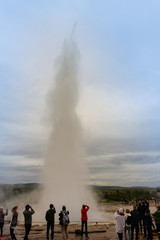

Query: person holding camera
45;204;56;240
81;204;90;239
23;205;35;240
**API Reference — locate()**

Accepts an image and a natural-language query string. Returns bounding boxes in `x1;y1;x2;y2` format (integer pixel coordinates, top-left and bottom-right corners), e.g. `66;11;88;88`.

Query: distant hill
92;185;155;189
0;183;41;189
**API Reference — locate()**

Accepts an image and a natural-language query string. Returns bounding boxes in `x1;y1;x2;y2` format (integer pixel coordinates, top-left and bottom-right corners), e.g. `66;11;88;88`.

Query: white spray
39;38;99;222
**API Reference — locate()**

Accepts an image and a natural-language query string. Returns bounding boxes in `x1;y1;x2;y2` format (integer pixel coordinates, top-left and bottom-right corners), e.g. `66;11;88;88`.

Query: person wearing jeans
124;209;131;240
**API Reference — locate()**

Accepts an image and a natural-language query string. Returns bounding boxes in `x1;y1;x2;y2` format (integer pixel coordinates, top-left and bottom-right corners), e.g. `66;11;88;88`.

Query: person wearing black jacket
23;205;35;240
137;201;146;236
144;209;154;240
45;204;56;240
130;206;139;240
10;206;18;240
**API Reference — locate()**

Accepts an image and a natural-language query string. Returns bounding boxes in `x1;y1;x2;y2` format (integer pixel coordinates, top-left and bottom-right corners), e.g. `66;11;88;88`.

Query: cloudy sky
1;0;160;187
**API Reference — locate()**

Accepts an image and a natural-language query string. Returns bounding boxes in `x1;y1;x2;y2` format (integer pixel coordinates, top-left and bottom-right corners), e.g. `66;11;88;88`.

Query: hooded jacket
114;212;125;233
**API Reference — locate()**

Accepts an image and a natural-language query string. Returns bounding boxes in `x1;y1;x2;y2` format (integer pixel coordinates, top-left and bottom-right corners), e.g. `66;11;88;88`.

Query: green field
92;186;159;203
0;184;159;204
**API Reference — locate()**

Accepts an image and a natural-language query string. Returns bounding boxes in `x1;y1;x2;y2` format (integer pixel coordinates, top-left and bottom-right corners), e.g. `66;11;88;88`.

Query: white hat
119;208;123;213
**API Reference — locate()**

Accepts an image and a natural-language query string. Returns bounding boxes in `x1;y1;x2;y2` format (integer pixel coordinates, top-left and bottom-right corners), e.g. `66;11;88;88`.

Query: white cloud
87;151;160;187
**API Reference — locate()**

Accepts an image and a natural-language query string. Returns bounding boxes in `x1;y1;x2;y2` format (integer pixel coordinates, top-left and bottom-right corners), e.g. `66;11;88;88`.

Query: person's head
82;205;86;209
25;205;30;210
126;209;130;213
62;206;66;211
133;205;137;210
0;208;3;213
50;204;54;209
119;208;123;214
12;206;18;212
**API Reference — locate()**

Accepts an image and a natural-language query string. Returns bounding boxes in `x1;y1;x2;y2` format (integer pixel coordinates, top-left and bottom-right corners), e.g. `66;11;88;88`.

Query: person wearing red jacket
81;204;89;239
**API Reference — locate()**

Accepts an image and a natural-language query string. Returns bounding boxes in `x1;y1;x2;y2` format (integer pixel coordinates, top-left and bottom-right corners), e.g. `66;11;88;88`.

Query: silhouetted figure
137;201;146;236
130;206;139;240
59;206;70;240
23;205;35;240
0;207;8;237
10;206;18;240
114;208;125;240
144;209;154;240
45;204;56;240
81;204;90;239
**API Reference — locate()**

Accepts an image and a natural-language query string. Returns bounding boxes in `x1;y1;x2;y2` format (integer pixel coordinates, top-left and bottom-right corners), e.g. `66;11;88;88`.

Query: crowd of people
1;200;160;240
114;200;160;240
0;204;90;240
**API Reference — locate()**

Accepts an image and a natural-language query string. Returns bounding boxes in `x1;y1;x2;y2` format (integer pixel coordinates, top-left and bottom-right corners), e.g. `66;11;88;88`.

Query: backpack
126;215;132;225
62;211;70;225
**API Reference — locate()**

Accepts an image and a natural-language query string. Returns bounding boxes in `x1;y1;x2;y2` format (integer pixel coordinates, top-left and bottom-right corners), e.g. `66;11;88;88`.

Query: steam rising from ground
39;38;99;222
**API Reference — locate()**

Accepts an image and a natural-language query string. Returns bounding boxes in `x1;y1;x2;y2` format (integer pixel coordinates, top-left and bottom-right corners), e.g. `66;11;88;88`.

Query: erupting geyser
39;38;98;221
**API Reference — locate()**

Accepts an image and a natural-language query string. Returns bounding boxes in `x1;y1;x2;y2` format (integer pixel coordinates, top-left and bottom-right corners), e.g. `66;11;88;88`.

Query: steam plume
40;38;97;221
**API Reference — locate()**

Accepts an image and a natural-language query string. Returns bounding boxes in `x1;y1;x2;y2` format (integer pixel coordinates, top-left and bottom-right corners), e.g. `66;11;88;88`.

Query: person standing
0;207;8;237
124;209;131;240
114;208;125;240
23;205;35;240
59;206;70;240
10;206;18;240
81;204;90;239
144;209;154;240
137;201;146;235
130;205;139;240
45;204;56;240
153;205;160;233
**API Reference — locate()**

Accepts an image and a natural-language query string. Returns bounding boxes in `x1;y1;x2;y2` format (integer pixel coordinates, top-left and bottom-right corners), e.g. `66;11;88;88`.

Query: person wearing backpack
124;209;131;240
81;204;90;239
45;204;56;240
59;206;70;240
